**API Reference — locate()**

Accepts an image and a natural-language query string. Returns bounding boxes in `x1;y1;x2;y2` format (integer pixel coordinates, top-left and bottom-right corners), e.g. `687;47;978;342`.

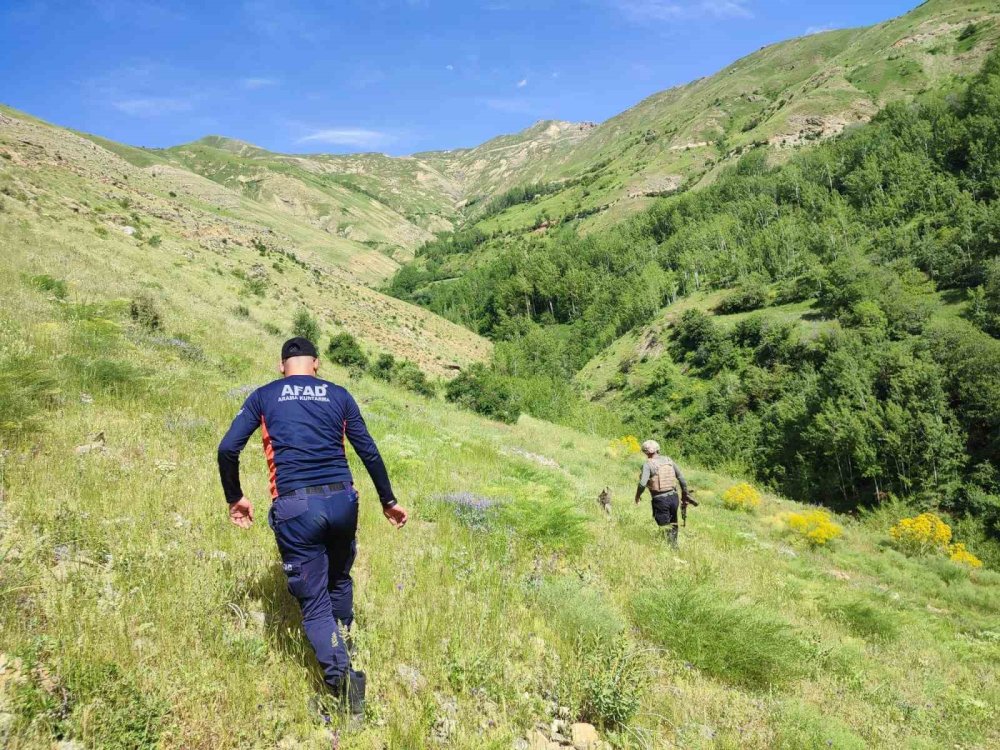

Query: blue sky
2;0;919;155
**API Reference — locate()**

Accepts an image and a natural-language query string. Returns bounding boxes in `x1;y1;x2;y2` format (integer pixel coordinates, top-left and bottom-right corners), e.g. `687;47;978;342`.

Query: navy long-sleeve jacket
217;375;396;507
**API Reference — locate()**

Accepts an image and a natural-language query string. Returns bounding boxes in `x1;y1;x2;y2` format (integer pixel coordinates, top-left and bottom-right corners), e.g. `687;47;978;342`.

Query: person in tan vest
634;439;689;546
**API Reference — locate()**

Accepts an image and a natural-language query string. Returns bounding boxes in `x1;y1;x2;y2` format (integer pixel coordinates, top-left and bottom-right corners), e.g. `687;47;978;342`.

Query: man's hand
229;496;254;528
383;504;408;529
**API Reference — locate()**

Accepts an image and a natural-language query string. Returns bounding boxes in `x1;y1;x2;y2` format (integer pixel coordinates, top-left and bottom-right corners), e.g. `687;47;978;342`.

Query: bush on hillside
129;294;162;332
326;332;369;369
445;364;521;424
575;639;645;729
606;435;641;458
501;495;588;553
889;512;953;556
291;308;320;343
819;595;901;642
369;353;396;382
715;275;770;314
722;482;762;512
948;542;983;569
535;577;627;643
392;359;437;398
889;512;983;568
365;352;437;397
780;509;843;547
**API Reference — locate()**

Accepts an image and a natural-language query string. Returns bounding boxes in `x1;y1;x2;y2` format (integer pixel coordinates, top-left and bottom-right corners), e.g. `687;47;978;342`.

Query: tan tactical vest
647;456;677;494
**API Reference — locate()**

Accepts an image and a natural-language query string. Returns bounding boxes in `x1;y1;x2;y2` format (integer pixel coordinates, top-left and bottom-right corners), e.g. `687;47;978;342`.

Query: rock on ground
570;723;601;750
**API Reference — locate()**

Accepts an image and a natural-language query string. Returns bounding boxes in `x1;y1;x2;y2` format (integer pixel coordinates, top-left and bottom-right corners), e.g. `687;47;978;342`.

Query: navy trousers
268;486;358;690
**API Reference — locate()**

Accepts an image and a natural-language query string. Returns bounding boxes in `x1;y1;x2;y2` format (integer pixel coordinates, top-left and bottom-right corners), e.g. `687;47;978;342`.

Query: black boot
341;669;366;718
667;525;679;548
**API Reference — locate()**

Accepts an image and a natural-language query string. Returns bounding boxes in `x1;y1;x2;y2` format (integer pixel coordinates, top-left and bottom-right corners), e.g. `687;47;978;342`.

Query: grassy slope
0;241;997;749
0;108;489;376
1;109;998;750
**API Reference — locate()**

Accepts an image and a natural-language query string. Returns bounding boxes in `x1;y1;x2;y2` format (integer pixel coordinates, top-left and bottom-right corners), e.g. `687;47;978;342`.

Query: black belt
282;482;347;497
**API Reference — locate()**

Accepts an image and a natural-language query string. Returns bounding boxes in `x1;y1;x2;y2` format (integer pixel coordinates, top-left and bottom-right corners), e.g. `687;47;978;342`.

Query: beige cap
641;439;660;455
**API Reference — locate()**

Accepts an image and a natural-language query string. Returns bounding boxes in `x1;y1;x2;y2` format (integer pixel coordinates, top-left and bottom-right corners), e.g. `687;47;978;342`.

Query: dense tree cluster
389;52;1000;545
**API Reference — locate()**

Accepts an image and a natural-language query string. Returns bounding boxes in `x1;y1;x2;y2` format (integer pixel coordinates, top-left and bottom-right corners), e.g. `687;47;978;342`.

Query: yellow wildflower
783;509;842;547
948;542;983;569
722;482;762;512
607;435;642;458
889;513;952;556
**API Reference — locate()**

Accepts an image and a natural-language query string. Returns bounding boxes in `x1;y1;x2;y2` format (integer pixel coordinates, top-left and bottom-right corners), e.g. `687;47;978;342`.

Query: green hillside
26;0;989;280
0;131;998;748
1;1;999;747
456;0;1000;234
387;38;1000;567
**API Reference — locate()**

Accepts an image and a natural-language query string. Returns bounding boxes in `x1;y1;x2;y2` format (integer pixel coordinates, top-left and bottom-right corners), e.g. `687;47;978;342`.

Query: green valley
1;0;999;748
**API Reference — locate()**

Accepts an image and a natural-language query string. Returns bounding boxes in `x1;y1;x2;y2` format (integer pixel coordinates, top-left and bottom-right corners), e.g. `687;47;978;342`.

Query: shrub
575;639;645;729
129;294;162;332
433;492;499;530
66;356;146;396
782;509;842;547
291;307;320;342
243;278;267;297
232;304;250;319
445;364;521;424
722;482;762;512
326;332;369;369
889;512;952;556
393;359;437;398
370;353;396;381
630;583;813;689
948;542;983;569
715;276;769;314
606;435;641;458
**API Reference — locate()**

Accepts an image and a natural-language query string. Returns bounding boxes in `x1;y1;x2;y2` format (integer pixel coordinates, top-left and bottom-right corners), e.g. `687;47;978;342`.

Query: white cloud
296;128;392;148
445;64;455;71
516;78;528;88
112;97;194;117
241;77;279;90
609;0;752;22
805;24;834;36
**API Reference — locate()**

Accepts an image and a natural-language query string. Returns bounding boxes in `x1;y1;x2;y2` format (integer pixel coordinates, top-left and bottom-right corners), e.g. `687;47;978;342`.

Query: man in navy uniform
218;337;408;715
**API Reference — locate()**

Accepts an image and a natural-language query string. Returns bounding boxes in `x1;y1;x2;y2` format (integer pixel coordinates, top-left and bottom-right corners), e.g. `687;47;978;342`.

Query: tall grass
0;357;59;444
630;582;814;690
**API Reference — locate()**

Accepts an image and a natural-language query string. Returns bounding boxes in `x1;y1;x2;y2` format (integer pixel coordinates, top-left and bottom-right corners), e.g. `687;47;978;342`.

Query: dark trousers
651;490;680;527
268;486;359;691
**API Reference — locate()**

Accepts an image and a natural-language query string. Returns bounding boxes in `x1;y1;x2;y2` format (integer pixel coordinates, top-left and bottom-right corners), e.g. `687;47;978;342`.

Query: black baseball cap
281;337;319;360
